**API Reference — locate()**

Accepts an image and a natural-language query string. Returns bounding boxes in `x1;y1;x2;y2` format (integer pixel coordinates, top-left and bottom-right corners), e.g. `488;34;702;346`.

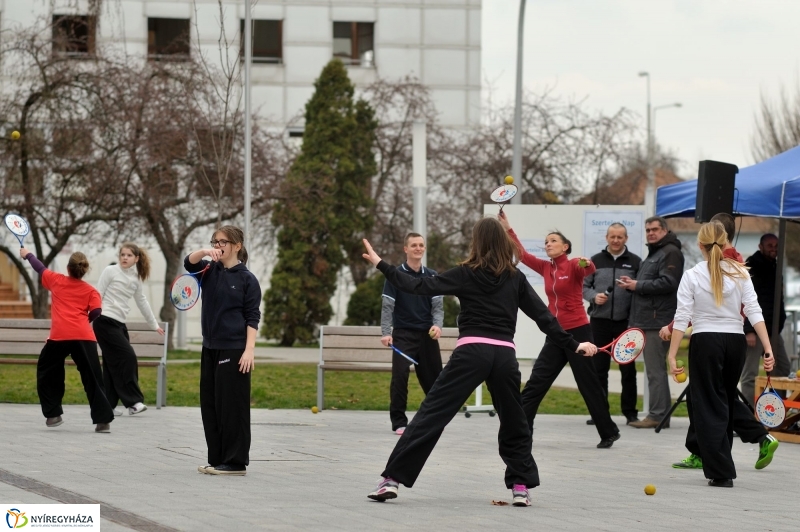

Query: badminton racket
581;327;646;364
170;264;210;311
4;213;29;248
490;184;518;214
755;373;786;428
389;343;418;365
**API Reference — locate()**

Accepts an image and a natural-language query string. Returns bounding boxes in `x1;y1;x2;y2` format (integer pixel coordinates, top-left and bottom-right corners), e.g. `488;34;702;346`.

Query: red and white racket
490;184;518;213
597;328;646;364
170;264;210;311
755;373;786;428
4;213;30;248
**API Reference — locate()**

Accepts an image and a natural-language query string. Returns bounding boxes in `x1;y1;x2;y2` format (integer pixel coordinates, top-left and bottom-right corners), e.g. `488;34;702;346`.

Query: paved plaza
1;401;796;531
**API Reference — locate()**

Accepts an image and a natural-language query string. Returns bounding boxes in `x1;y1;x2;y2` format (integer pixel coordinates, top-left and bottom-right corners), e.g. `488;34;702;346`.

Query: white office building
0;0;482;339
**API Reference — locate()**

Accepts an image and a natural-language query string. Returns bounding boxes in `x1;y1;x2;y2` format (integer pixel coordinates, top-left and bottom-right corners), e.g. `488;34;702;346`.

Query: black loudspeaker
695;160;738;223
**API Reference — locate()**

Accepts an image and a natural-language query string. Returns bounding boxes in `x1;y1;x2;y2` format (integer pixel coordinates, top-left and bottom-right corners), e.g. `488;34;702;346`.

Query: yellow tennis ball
676;373;687;383
311;406;319;414
644;484;656;495
796;369;800;378
10;130;20;140
429;328;436;339
504;175;514;185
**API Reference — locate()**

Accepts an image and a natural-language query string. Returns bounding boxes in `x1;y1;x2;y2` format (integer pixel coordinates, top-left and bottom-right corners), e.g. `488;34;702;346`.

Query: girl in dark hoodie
363;217;597;507
185;225;262;477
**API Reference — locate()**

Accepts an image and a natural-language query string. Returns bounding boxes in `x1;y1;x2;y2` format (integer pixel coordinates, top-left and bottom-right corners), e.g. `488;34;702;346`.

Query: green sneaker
755;435;779;470
672;454;703;469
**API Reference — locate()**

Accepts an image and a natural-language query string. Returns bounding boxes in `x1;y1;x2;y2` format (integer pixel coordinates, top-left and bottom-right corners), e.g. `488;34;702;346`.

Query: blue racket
170;264;210;311
4;213;29;247
389;343;418;365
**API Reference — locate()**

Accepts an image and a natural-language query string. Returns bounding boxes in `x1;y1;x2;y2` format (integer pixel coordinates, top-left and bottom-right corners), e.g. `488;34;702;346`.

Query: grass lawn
0;352;690;417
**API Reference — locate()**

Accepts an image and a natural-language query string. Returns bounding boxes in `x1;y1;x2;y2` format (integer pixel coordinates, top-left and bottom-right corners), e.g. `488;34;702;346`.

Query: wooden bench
316;325;458;410
754;376;800;443
0;319;169;408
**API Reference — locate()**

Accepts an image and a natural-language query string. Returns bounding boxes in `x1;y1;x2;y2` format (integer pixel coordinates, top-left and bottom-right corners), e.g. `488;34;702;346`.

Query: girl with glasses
185;225;262;476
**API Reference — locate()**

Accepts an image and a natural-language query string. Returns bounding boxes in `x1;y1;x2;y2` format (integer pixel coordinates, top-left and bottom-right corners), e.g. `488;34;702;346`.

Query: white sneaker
113;408;123;417
128;402;147;415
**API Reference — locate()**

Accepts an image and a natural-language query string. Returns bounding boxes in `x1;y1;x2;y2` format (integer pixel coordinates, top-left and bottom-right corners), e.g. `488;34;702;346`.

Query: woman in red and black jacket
499;212;620;449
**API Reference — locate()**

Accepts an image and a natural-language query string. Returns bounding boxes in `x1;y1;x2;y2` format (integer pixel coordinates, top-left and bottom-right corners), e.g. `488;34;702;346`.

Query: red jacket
509;229;595;330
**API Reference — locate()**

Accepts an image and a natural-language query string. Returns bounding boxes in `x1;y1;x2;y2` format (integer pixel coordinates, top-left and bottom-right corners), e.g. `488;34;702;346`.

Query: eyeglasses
210;239;231;247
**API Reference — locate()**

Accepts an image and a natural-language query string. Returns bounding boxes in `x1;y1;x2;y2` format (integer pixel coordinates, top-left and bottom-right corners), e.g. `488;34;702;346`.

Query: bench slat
322;335;457;350
0;358;161;367
0;329;164;344
321;325;459;337
0;319;166;331
0;342;164;359
321;348;453;364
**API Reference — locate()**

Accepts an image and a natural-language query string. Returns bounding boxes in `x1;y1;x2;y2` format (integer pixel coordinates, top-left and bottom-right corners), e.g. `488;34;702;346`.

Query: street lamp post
510;0;526;204
638;72;652;217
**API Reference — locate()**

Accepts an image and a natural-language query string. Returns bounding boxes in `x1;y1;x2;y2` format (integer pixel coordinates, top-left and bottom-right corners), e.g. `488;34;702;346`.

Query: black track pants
94;316;145;408
389;328;443;430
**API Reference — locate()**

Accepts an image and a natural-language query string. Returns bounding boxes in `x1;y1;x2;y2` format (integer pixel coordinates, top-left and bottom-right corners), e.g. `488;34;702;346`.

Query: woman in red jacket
499;212;620;448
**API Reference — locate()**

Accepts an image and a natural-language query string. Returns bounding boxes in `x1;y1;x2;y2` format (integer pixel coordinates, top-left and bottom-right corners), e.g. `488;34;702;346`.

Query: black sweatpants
390;328;443;431
94;316;145;408
383;343;538;489
685;332;746;480
521;324;619;440
200;347;251;467
37;340;114;424
590;318;638;421
685;387;767;451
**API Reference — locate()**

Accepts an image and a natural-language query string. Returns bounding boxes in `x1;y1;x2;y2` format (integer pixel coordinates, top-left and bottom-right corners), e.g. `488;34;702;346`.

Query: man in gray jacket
583;223;642;425
617;216;684;429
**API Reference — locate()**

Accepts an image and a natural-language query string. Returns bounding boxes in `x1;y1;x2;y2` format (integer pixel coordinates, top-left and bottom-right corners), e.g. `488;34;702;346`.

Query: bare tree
0;23;127;317
751;82;800;270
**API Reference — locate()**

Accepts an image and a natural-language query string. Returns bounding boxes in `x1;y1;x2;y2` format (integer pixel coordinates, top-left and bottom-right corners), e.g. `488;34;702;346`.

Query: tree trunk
32;280;49;319
159;251;181;351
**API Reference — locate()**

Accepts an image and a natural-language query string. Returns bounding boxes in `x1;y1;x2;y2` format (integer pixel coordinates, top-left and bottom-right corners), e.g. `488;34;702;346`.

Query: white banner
3;504;100;530
583;210;645;259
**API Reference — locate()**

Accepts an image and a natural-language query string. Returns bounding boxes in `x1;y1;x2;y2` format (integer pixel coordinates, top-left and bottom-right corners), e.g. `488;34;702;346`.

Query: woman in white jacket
94;243;164;415
666;221;775;488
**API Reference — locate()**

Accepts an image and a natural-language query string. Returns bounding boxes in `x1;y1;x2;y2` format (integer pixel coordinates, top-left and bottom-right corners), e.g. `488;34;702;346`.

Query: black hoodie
184;257;262;350
376;261;578;352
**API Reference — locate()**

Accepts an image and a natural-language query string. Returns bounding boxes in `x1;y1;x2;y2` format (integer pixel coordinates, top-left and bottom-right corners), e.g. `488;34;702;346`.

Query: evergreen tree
262;60;377;345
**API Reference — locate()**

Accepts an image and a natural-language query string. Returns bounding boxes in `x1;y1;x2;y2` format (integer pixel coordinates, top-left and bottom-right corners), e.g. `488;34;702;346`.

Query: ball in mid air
644;484;656;496
504;175;514;185
311;406;319;414
11;130;20;140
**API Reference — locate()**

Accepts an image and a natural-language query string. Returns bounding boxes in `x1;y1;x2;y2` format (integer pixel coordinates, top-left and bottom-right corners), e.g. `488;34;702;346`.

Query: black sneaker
708;478;733;488
46;416;63;428
586;419;595;425
208;464;246;476
94;423;111;433
597;432;620;449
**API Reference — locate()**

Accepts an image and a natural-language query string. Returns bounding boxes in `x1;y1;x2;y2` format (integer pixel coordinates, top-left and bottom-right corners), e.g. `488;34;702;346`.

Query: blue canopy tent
656;144;800;219
655;144;800;345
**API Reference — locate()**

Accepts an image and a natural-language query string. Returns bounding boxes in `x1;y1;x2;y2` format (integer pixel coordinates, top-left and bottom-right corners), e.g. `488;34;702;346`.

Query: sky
481;0;800;178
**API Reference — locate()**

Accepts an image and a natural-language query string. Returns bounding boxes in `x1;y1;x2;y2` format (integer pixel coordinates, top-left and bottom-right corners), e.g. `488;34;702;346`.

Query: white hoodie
96;264;160;330
673;260;763;334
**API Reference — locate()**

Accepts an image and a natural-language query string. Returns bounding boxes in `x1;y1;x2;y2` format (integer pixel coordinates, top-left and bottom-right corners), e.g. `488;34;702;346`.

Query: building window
52;15;96;58
240;20;282;63
333;22;374;67
148;18;190;61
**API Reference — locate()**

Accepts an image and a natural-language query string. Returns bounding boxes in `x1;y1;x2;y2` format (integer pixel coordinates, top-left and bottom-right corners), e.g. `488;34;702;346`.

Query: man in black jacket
618;216;684;429
740;233;791;404
583;223;642;425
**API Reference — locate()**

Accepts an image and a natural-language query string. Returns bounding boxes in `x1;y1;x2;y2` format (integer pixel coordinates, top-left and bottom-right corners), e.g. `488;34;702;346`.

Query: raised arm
19;247;46;276
364;239;463;297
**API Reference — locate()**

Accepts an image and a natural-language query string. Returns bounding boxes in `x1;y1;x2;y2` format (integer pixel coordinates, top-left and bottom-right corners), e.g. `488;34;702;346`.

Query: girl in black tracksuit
185;226;262;476
363;217;597;507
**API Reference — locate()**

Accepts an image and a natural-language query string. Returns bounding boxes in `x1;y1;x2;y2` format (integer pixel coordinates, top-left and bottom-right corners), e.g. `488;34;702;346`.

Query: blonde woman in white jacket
666;221;775;488
94;243;164;416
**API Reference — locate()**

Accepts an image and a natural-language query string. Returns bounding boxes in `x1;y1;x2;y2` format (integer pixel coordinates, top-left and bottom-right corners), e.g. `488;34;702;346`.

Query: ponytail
120;242;150;281
698;221;747;306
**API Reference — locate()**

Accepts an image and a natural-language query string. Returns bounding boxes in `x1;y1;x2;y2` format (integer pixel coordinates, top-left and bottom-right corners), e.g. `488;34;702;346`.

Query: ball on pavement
644;484;656;495
504;175;514;185
676;373;687;383
311;406;319;414
11;130;20;140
